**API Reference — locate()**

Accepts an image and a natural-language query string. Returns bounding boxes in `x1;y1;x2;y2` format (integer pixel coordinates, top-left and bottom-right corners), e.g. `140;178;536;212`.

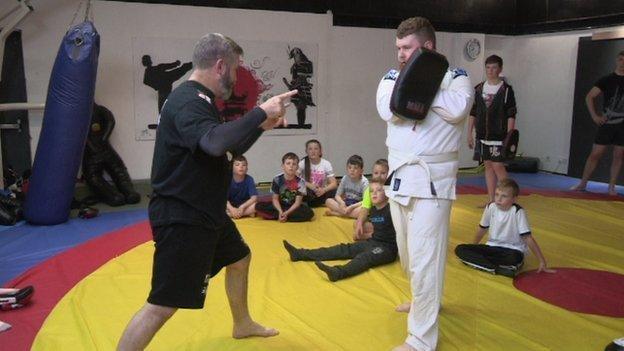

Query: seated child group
227;139;552;282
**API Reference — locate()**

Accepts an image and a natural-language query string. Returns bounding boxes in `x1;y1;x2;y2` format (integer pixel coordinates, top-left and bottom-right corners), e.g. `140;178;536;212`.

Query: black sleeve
505;85;517;118
470;84;480;116
232;127;264;156
199;107;267;157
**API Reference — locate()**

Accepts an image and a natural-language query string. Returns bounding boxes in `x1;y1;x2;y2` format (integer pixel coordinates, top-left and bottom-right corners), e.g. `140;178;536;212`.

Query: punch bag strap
69;0;94;27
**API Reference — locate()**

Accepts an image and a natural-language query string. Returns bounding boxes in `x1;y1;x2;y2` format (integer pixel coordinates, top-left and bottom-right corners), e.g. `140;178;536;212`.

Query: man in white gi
376;17;474;351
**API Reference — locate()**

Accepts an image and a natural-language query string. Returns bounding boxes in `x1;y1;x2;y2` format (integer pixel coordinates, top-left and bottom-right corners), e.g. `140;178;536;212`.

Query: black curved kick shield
390;48;449;121
503;129;520;160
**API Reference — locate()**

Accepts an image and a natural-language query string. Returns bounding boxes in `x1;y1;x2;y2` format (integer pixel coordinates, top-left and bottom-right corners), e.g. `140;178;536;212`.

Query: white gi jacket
376;68;474;204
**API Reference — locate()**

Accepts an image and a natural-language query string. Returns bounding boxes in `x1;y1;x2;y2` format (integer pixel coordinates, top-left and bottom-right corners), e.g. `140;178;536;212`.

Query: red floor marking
514;268;624;317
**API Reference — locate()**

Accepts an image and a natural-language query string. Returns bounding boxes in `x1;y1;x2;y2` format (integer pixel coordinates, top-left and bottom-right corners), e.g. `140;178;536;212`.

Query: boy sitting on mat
226;155;258;219
283;178;397;281
455;178;555;277
255;152;314;222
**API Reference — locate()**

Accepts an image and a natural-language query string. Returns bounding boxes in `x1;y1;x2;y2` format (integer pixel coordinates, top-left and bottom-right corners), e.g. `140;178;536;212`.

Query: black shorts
473;139;505;162
594;123;624;146
147;218;250;309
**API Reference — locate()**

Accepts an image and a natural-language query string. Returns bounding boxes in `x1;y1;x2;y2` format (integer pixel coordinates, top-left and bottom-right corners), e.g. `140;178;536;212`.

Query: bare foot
395;301;410;313
232;320;279;339
392;342;419;351
570;183;586;192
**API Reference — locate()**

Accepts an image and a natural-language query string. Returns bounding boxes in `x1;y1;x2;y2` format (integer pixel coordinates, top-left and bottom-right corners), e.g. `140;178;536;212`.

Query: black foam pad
390;48;449;121
0;285;34;310
503;129;519;160
605;341;624;351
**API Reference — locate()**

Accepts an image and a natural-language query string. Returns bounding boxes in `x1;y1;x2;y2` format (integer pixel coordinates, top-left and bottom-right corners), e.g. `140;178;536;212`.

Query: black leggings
455;244;523;272
304;189;337;208
297;240;397;280
255;201;314;222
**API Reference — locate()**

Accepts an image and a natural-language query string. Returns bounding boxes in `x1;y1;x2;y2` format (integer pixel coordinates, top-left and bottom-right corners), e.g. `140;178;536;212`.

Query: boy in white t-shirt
467;55;518;204
455;178;555;277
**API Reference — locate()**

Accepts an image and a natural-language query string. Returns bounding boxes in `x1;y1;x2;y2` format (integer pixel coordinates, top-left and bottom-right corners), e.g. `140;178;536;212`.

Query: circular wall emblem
464;38;481;61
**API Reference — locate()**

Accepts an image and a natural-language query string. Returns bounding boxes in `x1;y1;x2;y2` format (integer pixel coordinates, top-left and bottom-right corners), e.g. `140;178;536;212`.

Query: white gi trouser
377;66;473;351
390;197;451;351
386;149;456;351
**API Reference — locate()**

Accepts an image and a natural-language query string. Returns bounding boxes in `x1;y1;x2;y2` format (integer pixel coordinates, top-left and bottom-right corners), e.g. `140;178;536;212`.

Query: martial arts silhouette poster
132;37;318;140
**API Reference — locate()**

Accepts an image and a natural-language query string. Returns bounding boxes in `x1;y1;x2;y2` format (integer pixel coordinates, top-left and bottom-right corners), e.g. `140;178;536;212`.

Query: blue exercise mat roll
24;21;100;225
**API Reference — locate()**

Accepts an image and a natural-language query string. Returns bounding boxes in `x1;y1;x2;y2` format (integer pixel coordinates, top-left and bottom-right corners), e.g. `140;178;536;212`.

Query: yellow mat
33;195;624;350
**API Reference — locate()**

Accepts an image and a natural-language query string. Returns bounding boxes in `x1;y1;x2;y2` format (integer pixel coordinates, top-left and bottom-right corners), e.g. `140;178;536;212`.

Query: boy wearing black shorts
468;55;517;204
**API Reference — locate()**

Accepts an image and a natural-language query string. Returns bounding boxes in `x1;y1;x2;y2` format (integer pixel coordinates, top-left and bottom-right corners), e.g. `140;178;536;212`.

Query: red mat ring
513;267;624;317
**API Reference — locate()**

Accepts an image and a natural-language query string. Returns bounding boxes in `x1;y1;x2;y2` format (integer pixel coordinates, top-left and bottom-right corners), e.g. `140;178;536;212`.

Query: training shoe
495;265;519;278
459;259;495;274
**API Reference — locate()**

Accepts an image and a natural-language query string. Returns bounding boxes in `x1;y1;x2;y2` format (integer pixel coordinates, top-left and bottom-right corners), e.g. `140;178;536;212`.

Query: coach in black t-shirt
571;51;624;196
118;33;296;350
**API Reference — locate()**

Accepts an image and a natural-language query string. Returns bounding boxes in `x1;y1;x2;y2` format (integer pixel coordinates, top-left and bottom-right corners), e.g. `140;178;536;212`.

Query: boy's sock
283;240;302;261
314;261;341;282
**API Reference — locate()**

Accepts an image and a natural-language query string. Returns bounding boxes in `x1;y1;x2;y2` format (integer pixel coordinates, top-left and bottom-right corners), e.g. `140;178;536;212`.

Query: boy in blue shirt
227;155;258;219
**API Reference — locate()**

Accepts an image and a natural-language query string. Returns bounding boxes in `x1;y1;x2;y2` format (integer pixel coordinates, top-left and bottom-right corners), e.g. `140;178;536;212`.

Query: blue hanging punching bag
24;21;99;225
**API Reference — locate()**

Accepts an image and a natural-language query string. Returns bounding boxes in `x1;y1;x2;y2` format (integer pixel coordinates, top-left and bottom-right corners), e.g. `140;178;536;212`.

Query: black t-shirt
370;203;397;247
595;73;624;120
149;81;234;228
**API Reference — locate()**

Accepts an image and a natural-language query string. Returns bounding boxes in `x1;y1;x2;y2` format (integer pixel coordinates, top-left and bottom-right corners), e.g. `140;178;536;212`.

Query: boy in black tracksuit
283;178;397;281
467;54;517;204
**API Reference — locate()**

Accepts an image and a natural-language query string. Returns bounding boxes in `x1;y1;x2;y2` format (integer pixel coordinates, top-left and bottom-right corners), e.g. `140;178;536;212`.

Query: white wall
14;0;528;182
448;32;485;168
